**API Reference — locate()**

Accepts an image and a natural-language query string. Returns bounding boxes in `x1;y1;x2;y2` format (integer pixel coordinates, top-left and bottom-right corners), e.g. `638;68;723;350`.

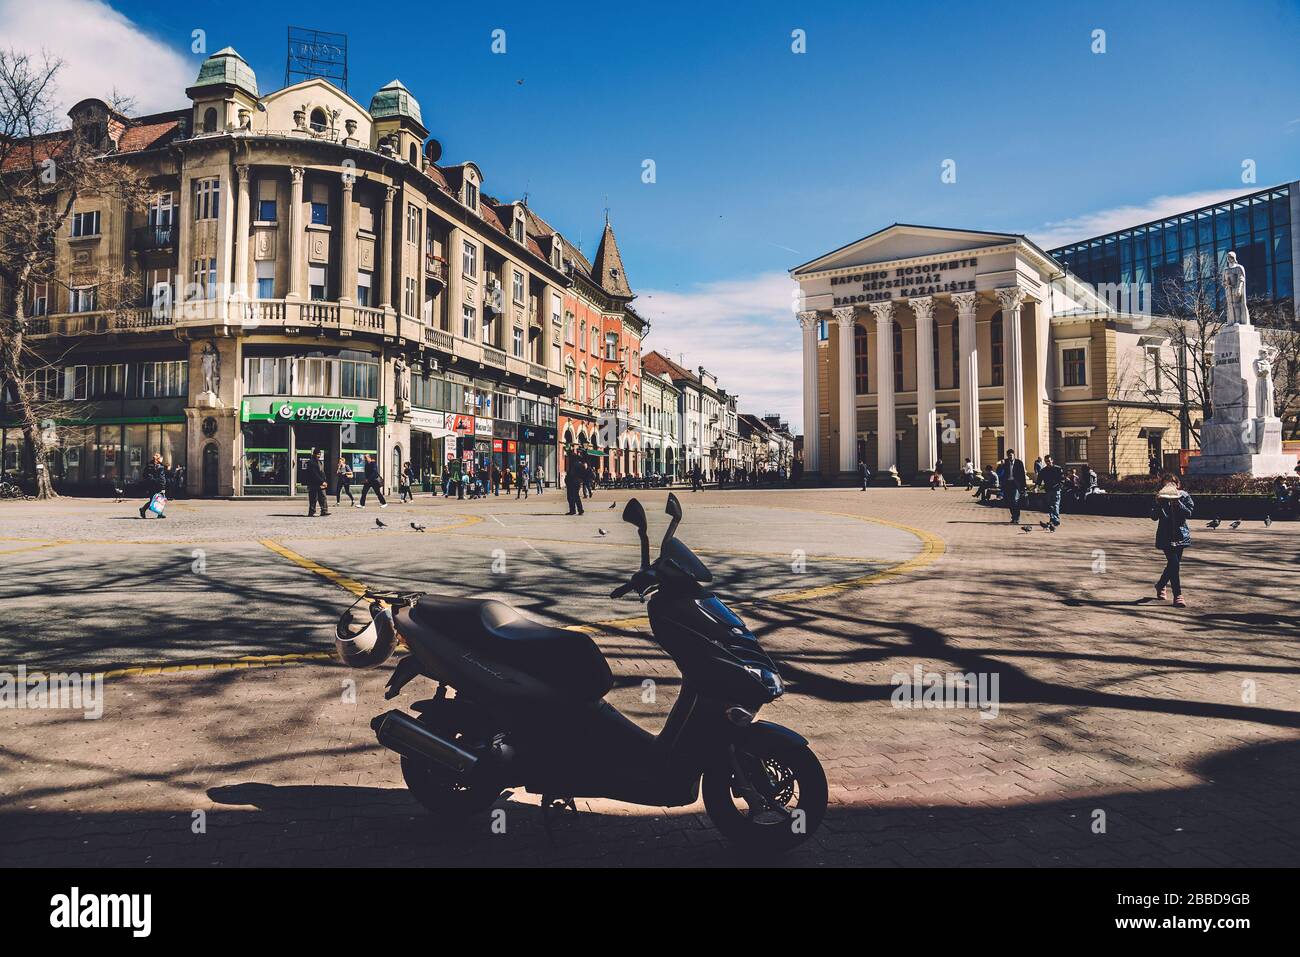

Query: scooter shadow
205;781;810;867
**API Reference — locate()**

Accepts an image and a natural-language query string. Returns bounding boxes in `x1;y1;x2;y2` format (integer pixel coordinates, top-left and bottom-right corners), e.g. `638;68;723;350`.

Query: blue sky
5;0;1299;426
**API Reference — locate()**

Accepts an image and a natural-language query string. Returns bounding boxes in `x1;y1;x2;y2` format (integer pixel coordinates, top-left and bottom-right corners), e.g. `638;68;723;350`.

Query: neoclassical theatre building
2;46;653;496
792;224;1194;481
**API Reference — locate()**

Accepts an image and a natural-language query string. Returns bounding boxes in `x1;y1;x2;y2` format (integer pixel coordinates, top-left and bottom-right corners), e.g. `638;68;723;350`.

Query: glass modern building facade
1049;184;1295;315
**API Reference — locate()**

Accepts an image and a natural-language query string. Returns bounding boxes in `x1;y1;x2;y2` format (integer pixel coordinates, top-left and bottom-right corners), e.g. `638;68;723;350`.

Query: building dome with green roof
369;79;424;128
190;47;259;98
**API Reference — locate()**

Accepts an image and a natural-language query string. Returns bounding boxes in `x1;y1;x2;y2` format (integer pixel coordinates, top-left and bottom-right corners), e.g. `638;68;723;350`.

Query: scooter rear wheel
702;730;827;854
400;706;505;820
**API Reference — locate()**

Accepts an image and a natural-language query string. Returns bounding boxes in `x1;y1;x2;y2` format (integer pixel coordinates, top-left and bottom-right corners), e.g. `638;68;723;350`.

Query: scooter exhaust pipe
371;710;478;774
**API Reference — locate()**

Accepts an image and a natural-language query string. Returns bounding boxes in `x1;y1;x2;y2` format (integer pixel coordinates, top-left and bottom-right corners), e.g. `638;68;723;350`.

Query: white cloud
0;0;192;115
638;271;806;433
1029;188;1256;249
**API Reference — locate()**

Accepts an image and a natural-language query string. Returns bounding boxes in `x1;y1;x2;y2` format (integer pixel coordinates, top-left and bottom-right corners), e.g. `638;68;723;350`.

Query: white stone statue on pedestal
1254;348;1275;419
196;341;223;408
1223;251;1251;326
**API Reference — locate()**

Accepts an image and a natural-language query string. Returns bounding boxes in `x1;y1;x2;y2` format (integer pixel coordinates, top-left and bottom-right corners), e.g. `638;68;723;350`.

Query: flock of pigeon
372;499;622;537
1018;514;1273;533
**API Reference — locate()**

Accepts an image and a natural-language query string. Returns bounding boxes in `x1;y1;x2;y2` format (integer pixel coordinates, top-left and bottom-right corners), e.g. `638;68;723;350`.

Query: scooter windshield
663;536;713;583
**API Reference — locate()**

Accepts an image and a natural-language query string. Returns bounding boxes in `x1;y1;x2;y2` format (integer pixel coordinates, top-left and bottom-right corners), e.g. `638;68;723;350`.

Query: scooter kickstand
540;795;579;845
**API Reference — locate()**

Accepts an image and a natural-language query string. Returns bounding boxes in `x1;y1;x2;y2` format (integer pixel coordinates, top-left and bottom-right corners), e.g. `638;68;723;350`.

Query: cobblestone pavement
1;487;1298;867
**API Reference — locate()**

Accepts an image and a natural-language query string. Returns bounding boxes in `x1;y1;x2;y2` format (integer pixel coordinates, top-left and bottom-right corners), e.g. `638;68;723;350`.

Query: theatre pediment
791;224;1020;276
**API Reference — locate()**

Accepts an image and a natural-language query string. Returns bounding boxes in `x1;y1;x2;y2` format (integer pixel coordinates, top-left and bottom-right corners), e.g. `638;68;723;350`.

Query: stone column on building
911;296;937;474
233;166;251;319
338;176;356;305
446;224;464;335
797;311;821;474
953;291;980;470
380;185;396;311
286;166;305;301
997;285;1028;460
869;300;897;477
833;305;857;475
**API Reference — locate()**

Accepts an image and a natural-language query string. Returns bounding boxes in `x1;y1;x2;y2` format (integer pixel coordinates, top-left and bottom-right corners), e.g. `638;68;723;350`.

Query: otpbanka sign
831;255;978;306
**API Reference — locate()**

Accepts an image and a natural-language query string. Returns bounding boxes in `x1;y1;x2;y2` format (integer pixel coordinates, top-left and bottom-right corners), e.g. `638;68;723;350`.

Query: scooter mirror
665;493;683;520
621;498;647;531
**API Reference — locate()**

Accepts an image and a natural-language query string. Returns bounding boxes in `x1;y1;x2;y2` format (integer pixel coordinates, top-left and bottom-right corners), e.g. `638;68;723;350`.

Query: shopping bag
148;492;167;515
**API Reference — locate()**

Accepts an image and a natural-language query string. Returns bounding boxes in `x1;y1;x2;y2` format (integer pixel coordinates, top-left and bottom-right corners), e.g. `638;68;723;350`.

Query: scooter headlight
744;665;784;698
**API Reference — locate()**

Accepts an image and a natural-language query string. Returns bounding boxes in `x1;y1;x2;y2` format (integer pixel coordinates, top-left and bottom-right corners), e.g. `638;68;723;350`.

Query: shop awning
410;424;456;440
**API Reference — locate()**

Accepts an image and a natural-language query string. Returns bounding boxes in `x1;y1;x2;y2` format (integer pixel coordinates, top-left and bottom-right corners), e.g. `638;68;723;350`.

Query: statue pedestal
1189;324;1297;477
195;391;224;410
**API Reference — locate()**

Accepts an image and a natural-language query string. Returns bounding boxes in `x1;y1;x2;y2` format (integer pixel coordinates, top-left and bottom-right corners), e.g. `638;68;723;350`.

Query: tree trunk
0;292;57;500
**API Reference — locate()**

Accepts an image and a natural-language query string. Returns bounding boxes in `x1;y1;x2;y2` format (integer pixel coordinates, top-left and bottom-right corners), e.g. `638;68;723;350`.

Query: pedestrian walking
305;447;330;517
1151;474;1194;607
170;464;186;498
582;460;595;498
535;468;544;496
335;455;356;506
490;463;501;496
859;459;872;491
691;463;702;492
1000;449;1028;523
565;453;586;515
961;458;975;489
450;459;465;500
399;461;414;503
931;458;947;490
137;452;168;519
517;463;530;499
1038;454;1064;529
359;454;388;508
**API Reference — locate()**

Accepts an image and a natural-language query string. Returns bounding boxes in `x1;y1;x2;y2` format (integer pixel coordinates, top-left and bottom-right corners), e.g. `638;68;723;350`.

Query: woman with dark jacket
1151;473;1194;607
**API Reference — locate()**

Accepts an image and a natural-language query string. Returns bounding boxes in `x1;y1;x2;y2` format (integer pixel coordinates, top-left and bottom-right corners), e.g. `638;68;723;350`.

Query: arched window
854;322;869;394
409;143;418;165
202;107;217;133
892;320;904;392
310;108;328;133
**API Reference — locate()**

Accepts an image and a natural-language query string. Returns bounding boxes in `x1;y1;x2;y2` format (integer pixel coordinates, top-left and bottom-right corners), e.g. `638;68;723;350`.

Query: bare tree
1257;298;1300;439
1106;348;1167;477
0;49;150;498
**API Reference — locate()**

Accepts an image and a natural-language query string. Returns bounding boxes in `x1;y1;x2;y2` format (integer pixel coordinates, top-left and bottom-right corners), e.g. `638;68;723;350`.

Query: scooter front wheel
702;728;827;854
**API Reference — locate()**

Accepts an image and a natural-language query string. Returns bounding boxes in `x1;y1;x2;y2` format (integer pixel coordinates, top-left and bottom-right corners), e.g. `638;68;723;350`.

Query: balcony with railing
425;254;447;285
133;223;177;252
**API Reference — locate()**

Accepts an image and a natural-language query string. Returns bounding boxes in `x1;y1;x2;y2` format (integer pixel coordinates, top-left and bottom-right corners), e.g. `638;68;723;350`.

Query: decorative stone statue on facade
394;355;410;417
1222;251;1251;326
1254;347;1275;420
201;341;221;394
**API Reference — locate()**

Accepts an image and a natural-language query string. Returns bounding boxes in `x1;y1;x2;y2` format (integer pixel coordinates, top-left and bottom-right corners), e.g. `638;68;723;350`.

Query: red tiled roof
2;114;182;172
643;350;697;383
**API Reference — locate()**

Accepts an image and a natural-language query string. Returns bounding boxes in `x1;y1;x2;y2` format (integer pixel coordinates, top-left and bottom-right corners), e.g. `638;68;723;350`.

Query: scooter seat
411;596;612;700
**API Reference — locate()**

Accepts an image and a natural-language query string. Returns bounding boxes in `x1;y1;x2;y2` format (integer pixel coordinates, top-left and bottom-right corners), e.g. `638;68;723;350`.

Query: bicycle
0;480;33;500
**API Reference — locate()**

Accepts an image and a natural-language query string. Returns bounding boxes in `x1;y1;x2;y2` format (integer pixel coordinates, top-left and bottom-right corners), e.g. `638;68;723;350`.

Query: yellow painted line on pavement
57;507;942;681
0;540;75;556
258;539;369;597
762;510;946;603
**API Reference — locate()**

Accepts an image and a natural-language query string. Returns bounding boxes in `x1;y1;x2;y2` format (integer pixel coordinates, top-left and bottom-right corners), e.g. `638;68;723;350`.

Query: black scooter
336;493;827;852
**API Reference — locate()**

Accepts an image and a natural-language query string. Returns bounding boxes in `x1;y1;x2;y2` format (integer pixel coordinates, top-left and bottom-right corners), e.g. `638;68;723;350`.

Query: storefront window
341;423;377;475
242;421;289;491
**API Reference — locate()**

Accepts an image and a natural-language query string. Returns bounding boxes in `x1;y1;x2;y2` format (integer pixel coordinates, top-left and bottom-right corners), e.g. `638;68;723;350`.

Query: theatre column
798;311;821;474
997;286;1028;459
911;296;937;473
953;292;980;470
234;165;250;303
833;305;857;475
868;300;897;476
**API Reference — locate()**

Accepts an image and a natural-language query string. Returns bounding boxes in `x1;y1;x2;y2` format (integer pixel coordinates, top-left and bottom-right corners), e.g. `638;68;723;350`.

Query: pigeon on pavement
1229;520;1242;529
410;522;426;532
597;528;608;536
608;502;617;509
1265;514;1273;527
1207;518;1221;529
375;517;387;529
1020;525;1033;532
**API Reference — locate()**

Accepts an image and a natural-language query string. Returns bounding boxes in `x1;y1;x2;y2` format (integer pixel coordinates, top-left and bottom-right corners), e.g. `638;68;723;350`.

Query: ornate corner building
1;46;650;496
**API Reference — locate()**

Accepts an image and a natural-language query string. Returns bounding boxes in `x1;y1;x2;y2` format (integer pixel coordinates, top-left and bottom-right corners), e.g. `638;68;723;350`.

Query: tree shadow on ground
1;736;1296;867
